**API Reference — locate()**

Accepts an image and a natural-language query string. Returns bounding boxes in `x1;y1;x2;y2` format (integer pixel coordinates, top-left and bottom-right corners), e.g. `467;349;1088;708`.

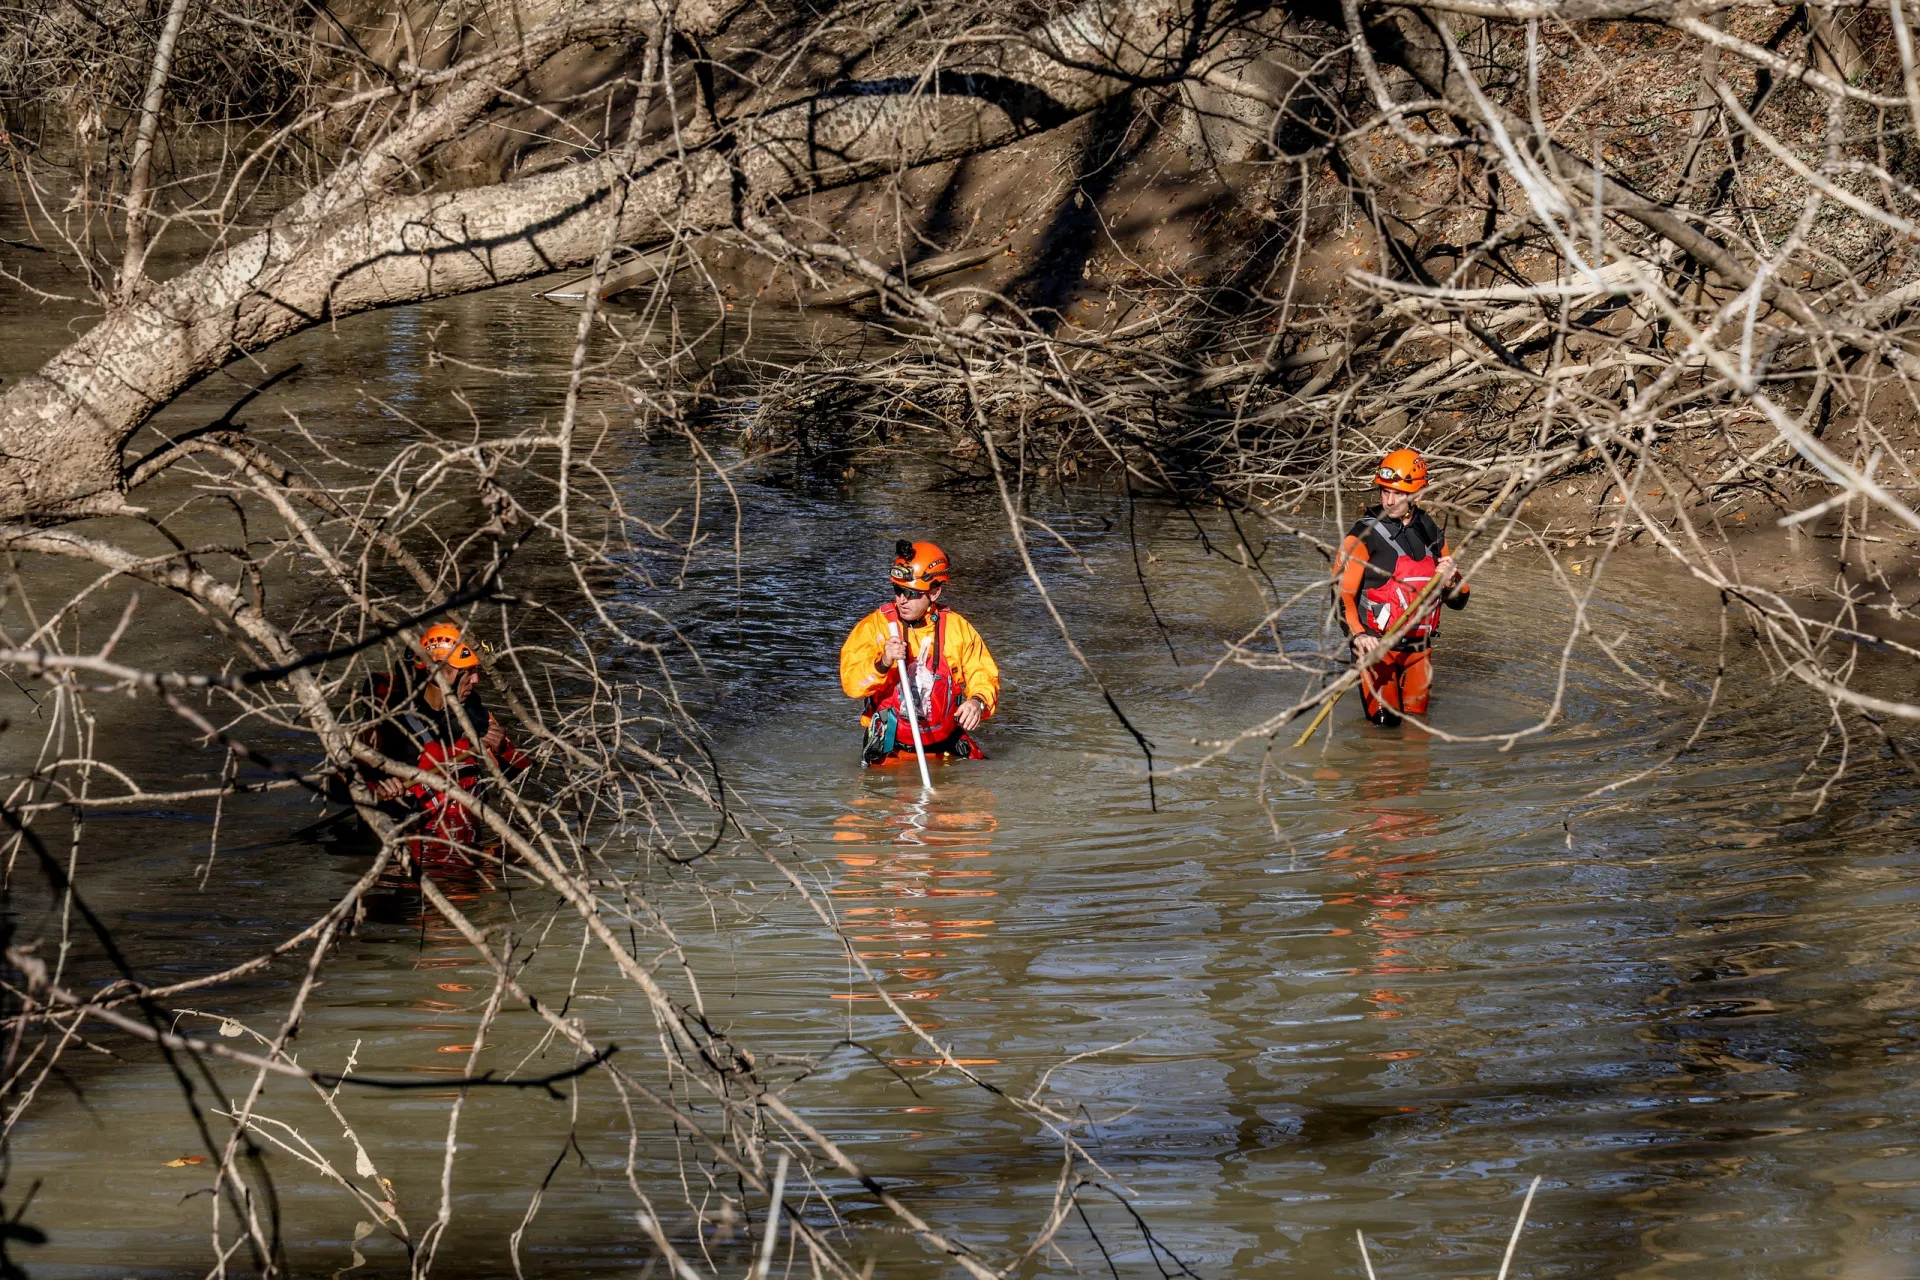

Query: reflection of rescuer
839;541;1001;767
339;623;532;858
1336;450;1472;728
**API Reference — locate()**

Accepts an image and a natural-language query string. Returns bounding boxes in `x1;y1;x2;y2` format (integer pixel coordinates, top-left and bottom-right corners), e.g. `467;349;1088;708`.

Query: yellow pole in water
1291;685;1348;748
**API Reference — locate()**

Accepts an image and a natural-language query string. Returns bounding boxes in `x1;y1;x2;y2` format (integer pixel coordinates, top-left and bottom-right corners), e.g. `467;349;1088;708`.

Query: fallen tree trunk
802;241;1009;307
0;0;1215;522
538;248;681;302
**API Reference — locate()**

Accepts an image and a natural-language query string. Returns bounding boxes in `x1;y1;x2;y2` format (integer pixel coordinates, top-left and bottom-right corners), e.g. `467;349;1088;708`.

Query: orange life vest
868;603;960;743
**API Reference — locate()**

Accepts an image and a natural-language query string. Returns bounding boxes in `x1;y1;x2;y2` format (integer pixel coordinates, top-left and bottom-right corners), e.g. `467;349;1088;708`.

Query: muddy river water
3;261;1919;1280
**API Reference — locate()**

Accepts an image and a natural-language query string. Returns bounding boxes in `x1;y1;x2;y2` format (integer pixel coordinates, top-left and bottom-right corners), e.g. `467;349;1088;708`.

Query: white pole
1494;1176;1541;1280
888;620;935;792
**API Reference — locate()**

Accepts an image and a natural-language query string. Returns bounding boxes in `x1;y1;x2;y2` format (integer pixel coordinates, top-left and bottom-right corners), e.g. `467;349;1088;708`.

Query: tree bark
118;0;194;294
0;0;1212;523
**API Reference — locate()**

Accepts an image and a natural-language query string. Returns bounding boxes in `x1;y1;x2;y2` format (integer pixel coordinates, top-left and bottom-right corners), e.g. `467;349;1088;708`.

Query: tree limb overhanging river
0;267;1917;1278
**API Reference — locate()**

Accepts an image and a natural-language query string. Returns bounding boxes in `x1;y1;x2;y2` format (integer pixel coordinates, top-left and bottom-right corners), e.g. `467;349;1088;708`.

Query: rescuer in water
1336;449;1472;728
839;540;1001;766
341;623;532;859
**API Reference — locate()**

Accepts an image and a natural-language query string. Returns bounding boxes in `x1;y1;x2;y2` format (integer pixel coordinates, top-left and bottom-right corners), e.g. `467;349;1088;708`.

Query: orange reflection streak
374;875;497;1071
1325;740;1450;1025
829;791;999;1008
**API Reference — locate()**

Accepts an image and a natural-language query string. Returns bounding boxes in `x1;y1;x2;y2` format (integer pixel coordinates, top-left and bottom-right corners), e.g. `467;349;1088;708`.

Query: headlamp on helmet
1374;448;1429;494
419;622;480;670
889;539;951;592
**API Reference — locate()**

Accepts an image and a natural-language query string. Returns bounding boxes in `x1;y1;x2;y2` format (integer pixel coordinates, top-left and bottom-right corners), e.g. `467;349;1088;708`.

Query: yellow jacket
839;606;1000;721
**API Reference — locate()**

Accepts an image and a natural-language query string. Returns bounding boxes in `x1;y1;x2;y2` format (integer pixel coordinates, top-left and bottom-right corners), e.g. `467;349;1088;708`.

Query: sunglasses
893;586;933;600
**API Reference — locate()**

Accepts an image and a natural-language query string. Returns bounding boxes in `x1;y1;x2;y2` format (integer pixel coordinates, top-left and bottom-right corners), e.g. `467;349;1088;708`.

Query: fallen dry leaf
164;1155;206;1167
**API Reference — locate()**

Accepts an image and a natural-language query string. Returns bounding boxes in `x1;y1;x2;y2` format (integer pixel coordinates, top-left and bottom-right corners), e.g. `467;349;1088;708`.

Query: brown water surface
3;206;1918;1280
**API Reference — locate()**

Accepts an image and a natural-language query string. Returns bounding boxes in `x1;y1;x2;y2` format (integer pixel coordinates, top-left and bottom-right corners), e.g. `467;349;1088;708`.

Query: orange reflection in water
366;871;497;1072
829;791;999;1009
1324;739;1447;1022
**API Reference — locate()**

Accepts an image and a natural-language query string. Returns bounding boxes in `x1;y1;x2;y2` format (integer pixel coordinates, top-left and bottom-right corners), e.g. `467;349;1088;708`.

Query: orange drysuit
1335;506;1470;726
840;605;1000;762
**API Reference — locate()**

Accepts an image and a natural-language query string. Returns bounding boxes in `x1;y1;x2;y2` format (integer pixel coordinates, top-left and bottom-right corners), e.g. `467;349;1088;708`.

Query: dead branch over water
2;0;1920;1269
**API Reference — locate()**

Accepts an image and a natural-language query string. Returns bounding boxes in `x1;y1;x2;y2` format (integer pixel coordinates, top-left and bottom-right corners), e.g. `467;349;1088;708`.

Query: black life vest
365;671;487;850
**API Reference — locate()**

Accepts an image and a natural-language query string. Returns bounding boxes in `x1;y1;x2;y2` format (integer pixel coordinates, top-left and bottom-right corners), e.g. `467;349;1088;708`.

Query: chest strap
1363;515;1427;562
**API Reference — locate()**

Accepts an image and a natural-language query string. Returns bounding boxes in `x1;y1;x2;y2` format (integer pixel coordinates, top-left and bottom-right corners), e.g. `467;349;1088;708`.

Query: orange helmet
419;622;480;670
1375;448;1428;493
889;540;950;592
